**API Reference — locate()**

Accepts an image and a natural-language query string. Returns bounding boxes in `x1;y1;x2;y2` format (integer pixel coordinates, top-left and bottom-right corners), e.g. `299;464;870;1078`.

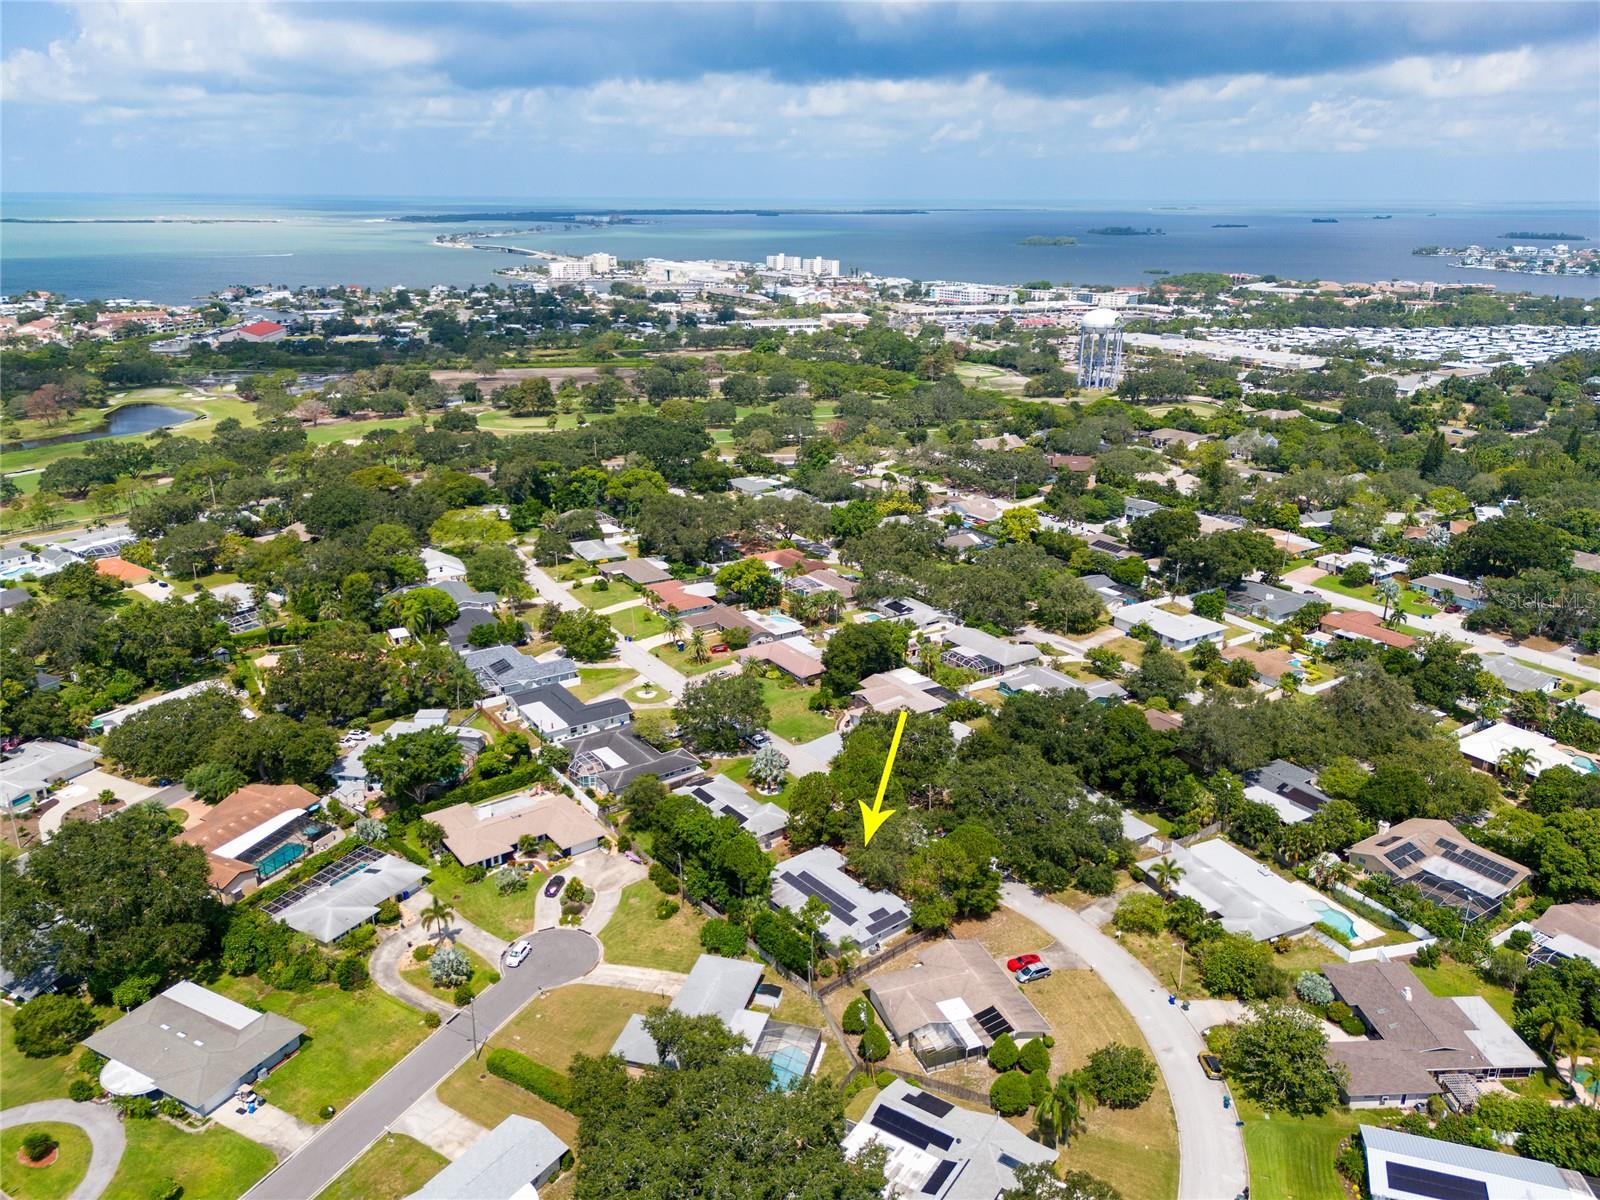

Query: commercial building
406;1116;567;1200
1113;600;1227;652
566;728;700;794
0;739;98;812
867;939;1050;1071
432;790;609;868
771;846;911;952
1323;960;1540;1108
938;626;1041;676
86;981;305;1116
177;784;331;899
842;1079;1054;1200
676;775;788;849
1348;818;1530;922
1359;1124;1597;1200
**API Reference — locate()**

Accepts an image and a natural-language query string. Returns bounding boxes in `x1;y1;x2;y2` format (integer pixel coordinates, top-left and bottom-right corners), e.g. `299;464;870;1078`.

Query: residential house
1077;572;1140;611
177;783;331;899
1220;644;1298;687
0;740;98;812
1477;655;1559;695
1456;722;1575;779
444;607;500;651
867;939;1051;1071
1152;839;1319;941
1225;580;1314;623
995;664;1127;703
461;645;578;694
843;1079;1054;1199
681;603;774;644
770;846;911;952
941;529;994;554
1348;818;1530;922
753;548;827;573
86;981;305;1116
597;558;672;585
1409;573;1486;612
785;568;858;601
508;684;631;743
1315;548;1407;579
729;476;782;497
948;495;1004;526
1243;759;1333;824
1146;428;1210;451
938;626;1041;676
1322;960;1540;1108
852;668;959;716
566;728;700;794
677;774;789;849
874;596;948;628
0;586;30;613
1501;903;1600;970
432;790;609;868
568;538;627;564
1227;429;1278;459
735;640;824;683
267;848;429;943
1259;528;1322;556
420;548;466;583
646;579;717;616
89;679;236;733
406;1115;569;1200
1113;600;1227;651
1358;1124;1597;1200
973;433;1027;451
1122;496;1165;522
1320;610;1417;651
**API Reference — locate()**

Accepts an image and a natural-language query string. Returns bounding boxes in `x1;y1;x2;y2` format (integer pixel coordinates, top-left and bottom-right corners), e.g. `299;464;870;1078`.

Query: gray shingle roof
407;1115;568;1200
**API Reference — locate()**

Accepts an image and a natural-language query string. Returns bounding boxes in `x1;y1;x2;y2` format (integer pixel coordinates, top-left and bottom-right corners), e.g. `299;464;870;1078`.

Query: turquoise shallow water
3;194;1597;303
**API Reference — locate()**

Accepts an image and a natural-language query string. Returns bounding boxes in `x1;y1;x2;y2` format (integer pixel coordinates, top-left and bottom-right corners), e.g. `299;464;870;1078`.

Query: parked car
505;939;532;968
544;874;566;898
1005;953;1041;972
624;850;643;864
1198;1052;1224;1080
1014;963;1051;984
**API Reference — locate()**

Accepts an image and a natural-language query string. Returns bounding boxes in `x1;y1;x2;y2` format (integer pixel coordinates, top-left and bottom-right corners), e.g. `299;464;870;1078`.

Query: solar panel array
1384;841;1425;869
865;906;907;936
902;1090;954;1118
972;1005;1014;1040
922;1160;957;1194
869;1105;954;1152
260;845;386;916
1440;843;1517;886
1280;784;1328;813
788;869;855;923
1384;1162;1489;1200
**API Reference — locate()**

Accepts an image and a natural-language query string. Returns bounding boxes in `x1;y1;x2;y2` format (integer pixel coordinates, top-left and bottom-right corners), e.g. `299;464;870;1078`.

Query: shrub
453;982;475;1006
21;1131;57;1162
859;1026;890;1063
1085;1043;1157;1109
491;866;527;896
1295;971;1335;1007
698;918;748;958
376;898;402;925
68;1078;98;1102
1112;892;1167;935
842;1073;874;1102
1198;933;1287;1001
875;1070;895;1089
649;862;681;895
116;1095;155;1119
987;1032;1020;1072
1414;942;1441;968
1075;861;1118;896
12;995;99;1058
157;1097;186;1119
340;924;377;955
111;973;160;1010
353;816;388;844
655;899;681;920
335;955;370;991
989;1071;1033;1115
1018;1037;1051;1074
462;864;487;883
269;945;331;992
1506;929;1533;952
842;996;874;1036
1325;1000;1354;1025
412;944;436;963
422;1012;441;1029
486;1047;572;1109
428;946;472;988
1339;1013;1367;1036
1029;1068;1051;1105
77;1048;107;1077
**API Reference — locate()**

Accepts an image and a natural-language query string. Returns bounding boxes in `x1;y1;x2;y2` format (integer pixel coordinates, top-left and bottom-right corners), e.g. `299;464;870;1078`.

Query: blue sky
3;2;1596;204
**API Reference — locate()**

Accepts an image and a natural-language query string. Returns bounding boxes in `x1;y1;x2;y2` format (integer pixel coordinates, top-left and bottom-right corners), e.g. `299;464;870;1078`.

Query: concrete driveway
0;1099;126;1200
1002;883;1248;1200
533;848;645;932
208;1096;316;1157
242;928;599;1200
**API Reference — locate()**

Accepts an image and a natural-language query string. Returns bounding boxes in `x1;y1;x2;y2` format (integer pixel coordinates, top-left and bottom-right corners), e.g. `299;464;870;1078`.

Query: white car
504;940;532;968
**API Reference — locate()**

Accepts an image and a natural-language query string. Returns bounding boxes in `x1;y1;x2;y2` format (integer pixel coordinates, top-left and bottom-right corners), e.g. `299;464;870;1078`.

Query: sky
2;1;1597;206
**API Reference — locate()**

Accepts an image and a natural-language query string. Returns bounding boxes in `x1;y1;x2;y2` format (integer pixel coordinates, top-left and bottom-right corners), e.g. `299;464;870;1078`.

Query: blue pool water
767;1046;811;1091
1310;900;1358;940
1572;757;1596;775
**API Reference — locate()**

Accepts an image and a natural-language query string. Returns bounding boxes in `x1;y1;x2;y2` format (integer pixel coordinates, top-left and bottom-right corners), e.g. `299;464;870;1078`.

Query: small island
1503;231;1585;241
1212;223;1248;228
1087;226;1164;236
1312;218;1339;223
1020;235;1078;246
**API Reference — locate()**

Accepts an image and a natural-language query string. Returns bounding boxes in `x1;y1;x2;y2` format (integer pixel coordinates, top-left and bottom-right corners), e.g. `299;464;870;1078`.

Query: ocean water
2;194;1597;304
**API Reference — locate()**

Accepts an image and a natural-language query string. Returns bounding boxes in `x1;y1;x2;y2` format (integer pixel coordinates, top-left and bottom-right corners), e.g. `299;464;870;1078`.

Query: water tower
1076;307;1124;389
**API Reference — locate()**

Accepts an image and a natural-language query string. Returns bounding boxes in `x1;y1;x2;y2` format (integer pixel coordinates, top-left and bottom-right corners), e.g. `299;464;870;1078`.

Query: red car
1006;954;1041;972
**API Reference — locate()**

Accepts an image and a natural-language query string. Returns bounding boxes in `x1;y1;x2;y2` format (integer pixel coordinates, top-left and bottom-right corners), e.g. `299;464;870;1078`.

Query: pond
13;402;197;449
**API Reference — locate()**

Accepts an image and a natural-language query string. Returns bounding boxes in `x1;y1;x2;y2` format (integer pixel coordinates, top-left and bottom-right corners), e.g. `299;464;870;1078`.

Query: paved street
242;928;598;1200
1001;883;1249;1200
0;1100;126;1200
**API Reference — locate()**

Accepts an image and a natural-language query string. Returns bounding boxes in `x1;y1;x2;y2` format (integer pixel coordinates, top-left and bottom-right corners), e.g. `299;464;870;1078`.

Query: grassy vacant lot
569;581;632;610
314;1133;446;1200
401;944;502;1000
1312;573;1433;616
571;667;637;701
0;1122;91;1200
1238;1100;1395;1200
210;975;429;1122
757;676;833;742
104;1120;275;1200
599;879;707;973
652;642;734;676
608;605;667;641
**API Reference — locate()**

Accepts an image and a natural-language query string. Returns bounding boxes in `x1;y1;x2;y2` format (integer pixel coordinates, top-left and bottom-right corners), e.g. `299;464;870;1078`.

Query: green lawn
570;581;632;610
571;667;637;701
401;944;502;1000
1412;957;1516;1025
608;606;667;640
626;682;669;705
652;643;734;676
103;1119;275;1200
1239;1101;1392;1200
1313;574;1433;616
209;976;430;1122
0;1002;119;1110
0;1122;91;1200
757;676;834;742
598;879;708;973
314;1133;446;1200
720;755;795;808
406;826;545;940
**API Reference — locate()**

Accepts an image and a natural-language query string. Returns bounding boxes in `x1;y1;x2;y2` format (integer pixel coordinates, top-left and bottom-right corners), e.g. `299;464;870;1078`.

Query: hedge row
485;1048;572;1110
419;761;555;814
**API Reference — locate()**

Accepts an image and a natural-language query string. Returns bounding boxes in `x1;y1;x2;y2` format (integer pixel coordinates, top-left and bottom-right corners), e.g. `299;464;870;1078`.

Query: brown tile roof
177;784;318;855
95;557;153;582
646;580;715;613
1320;610;1417;650
736;641;824;680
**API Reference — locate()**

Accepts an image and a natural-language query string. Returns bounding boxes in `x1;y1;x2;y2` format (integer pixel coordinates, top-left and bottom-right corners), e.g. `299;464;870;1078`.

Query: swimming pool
1310;899;1358;940
766;1045;811;1091
1572;756;1597;775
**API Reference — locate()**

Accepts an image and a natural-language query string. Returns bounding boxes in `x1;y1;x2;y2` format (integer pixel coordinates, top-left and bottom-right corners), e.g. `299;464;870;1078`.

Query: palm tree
1376;579;1402;625
1556;1025;1597;1091
1036;1070;1094;1147
689;628;710;664
421;897;456;944
663;605;683;641
1498;747;1535;795
1147;858;1185;895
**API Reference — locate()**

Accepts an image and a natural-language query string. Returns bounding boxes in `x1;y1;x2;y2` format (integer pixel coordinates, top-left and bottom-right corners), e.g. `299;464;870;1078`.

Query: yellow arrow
859;709;907;846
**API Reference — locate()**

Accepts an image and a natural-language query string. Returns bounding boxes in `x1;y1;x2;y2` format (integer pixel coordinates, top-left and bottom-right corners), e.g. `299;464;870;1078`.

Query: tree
1034;1070;1094;1144
1192;590;1226;621
747;746;789;793
11;995;100;1058
0;803;217;998
1197;934;1283;1001
674;674;769;754
1129;509;1200;558
361;727;464;807
990;1070;1035;1115
715;558;781;607
820;621;907;696
996;505;1040;543
988;1031;1020;1070
182;762;248;805
1128;647;1190;705
465;543;530;599
859;1024;890;1063
1217;1001;1347;1115
390;586;459;636
1083;1043;1155;1108
1003;1164;1124;1200
1033;573;1108;635
428;945;472;988
549;608;617;661
1448;516;1570;579
1112;892;1166;934
421;897;456;944
103;689;245;781
1147;858;1185;894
